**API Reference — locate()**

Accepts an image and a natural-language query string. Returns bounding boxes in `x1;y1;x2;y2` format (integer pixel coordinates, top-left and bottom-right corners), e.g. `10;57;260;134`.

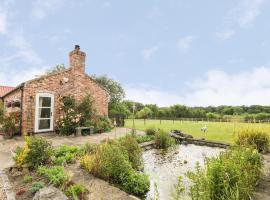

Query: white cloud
125;67;270;106
142;46;159;60
216;0;264;40
8;34;42;64
178;35;194;52
237;0;264;28
32;0;66;20
216;29;235;41
0;66;48;86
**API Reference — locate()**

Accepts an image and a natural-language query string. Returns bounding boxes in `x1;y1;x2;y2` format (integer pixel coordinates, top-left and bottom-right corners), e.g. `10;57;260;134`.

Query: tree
91;75;125;105
46;64;66;75
136;107;153;119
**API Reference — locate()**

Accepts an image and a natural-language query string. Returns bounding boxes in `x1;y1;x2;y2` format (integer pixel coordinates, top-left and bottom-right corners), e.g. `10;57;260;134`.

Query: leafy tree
109;102;131;118
136;107;153;119
91;75;125;105
46;64;66;75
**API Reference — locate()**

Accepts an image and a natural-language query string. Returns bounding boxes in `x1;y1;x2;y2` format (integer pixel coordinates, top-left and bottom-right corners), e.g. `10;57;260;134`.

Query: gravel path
0;128;144;170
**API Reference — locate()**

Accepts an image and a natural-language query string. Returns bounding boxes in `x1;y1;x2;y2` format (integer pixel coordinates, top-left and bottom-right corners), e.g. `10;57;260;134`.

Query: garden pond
143;144;223;200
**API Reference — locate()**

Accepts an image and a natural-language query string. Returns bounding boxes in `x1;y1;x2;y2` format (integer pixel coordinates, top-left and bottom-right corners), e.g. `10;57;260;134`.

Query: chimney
69;45;86;74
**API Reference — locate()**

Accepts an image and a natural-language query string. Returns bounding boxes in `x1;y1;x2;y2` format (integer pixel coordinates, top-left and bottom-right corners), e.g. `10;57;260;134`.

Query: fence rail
127;117;270;124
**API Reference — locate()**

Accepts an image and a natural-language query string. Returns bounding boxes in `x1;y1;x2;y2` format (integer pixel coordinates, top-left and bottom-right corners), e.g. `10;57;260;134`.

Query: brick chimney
69;45;86;74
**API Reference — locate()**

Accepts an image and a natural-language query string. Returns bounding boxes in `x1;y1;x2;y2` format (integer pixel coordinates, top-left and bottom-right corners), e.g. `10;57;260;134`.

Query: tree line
47;66;270;122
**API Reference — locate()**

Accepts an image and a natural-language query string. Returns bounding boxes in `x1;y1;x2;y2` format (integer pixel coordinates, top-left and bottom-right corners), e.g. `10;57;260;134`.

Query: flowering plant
2;111;20;138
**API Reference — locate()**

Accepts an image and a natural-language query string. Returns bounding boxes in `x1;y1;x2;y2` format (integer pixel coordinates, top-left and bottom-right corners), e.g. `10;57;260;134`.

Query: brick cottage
1;45;109;135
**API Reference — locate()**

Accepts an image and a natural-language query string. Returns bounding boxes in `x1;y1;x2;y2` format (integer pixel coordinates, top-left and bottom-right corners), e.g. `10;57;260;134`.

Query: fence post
160;119;161;124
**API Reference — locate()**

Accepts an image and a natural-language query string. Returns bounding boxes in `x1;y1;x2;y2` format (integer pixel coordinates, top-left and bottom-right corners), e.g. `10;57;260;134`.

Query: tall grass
80;142;149;196
234;128;270;153
173;147;263;200
155;129;175;149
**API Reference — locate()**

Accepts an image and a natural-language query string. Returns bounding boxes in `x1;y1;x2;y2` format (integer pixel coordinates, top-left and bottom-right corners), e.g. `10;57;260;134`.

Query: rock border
0;170;15;200
171;133;230;148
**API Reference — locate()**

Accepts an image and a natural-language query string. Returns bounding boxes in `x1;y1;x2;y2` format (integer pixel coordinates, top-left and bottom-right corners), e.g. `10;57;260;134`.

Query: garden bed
5;162;137;200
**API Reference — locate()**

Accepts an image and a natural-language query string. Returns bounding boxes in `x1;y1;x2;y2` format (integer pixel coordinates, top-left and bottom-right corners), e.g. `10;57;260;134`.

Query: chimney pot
75;45;80;50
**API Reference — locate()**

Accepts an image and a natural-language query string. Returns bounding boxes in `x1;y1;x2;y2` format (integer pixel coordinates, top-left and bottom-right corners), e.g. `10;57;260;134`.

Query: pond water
143;144;223;200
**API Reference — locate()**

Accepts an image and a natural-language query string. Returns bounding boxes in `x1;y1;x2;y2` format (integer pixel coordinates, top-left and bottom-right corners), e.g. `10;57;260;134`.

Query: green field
124;119;270;143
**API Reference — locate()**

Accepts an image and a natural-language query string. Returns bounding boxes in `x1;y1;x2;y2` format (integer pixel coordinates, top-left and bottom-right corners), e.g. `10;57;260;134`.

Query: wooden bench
75;127;94;136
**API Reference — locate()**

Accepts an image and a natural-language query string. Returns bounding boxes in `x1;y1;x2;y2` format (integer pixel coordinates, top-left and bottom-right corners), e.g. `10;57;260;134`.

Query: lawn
124;119;270;144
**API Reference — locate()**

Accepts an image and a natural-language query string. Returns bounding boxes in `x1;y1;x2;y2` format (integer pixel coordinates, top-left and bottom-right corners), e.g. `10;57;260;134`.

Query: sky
0;0;270;107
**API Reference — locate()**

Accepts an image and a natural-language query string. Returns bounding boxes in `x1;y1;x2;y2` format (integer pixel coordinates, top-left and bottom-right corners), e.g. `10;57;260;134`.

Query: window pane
39;97;51;107
38;119;50;130
39;119;50;130
39;108;51;118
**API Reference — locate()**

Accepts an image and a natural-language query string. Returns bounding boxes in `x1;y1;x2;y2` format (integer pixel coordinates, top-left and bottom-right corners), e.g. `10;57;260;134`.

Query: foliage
25;136;53;168
77;94;96;127
182;147;263;200
57;95;111;135
234;127;270;153
120;171;150;197
46;64;66;75
92;116;112;133
23;175;33;183
135;135;155;143
37;166;69;187
136;107;153;119
155;129;175;149
78;142;97;156
118;135;143;170
13;146;29;169
29;182;45;194
13;136;53;169
2;112;20;138
53;145;78;165
109;102;131;118
66;184;87;200
146;126;157;135
171;177;186;200
80;142;149;196
57;96;80;135
91;75;125;105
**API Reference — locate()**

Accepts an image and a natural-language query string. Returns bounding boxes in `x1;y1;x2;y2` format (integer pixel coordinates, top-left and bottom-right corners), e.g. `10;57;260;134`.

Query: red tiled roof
0;86;15;97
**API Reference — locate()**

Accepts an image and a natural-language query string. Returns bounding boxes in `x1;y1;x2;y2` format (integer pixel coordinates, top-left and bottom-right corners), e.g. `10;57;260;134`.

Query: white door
35;93;54;133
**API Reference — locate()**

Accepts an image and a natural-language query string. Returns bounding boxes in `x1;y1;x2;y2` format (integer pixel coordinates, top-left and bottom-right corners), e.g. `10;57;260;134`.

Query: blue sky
1;0;270;106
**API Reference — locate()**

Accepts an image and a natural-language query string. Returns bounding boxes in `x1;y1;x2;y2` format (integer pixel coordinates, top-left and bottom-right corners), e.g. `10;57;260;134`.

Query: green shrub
120;171;150;196
118;135;143;170
235;127;270;152
25;136;53;168
80;143;149;196
2;112;20;138
184;147;262;200
155;129;175;149
146;126;157;136
92;116;112;133
66;184;87;200
53;145;78;165
23;175;33;183
13;136;53;169
29;182;45;194
37;166;69;187
135;135;155;143
78;142;97;156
